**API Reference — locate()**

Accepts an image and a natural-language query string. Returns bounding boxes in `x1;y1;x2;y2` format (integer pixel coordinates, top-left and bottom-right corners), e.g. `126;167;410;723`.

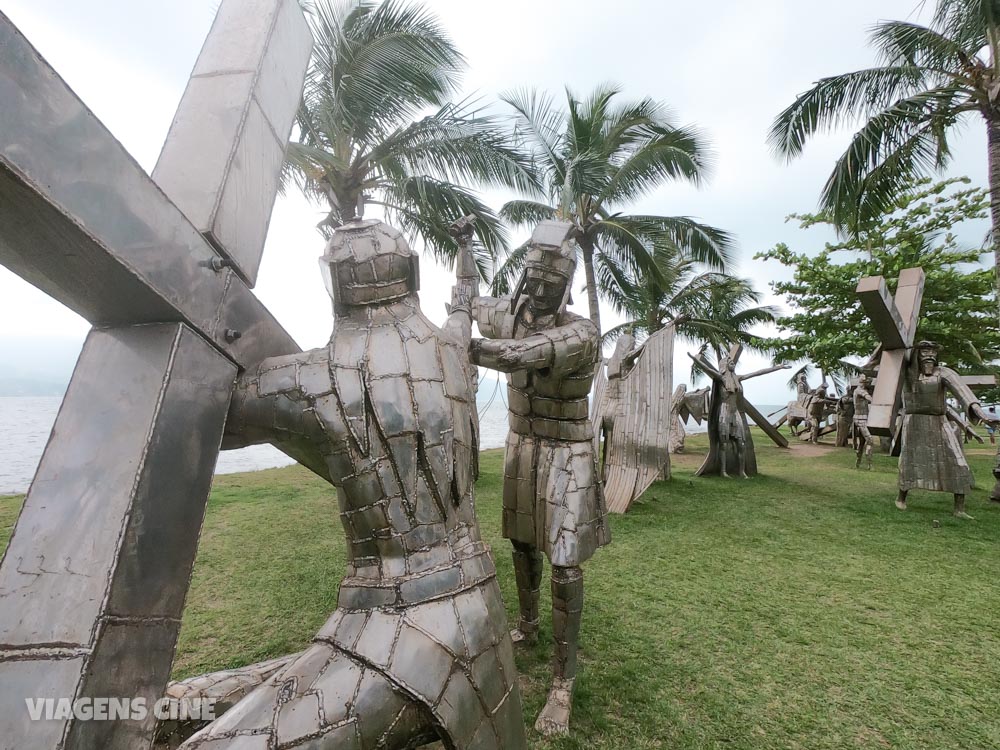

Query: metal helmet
318;219;419;308
510;220;578;315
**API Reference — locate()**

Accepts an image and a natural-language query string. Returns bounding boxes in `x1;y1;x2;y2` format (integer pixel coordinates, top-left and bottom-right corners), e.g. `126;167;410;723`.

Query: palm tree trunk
988;119;1000;326
577;235;602;332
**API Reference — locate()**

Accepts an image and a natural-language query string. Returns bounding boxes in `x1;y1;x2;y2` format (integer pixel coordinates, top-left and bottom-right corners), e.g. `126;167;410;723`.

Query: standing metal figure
835;387;855;448
704;353;749;478
178;220;528;750
895;341;995;519
469;220;609;736
853;374;874;469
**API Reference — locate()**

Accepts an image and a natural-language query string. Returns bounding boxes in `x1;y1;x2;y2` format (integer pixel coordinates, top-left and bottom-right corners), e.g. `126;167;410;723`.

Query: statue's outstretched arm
472;318;598;374
443;218;480;347
688;352;722;382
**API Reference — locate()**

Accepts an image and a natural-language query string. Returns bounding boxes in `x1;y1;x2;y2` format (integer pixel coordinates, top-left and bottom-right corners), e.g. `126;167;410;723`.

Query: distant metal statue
835;387;855;448
592;324;676;513
689;345;789;478
670;384;710;454
808;386;836;444
895;341;996;519
853;374;875;469
469;220;609;736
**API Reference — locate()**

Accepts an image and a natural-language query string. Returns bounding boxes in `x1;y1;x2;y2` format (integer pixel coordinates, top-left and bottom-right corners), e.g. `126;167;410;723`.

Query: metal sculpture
688;345;789;477
808;386;837;443
178;220;528;748
592;324;676;513
774;372;814;436
835;387;855;448
468;220;608;736
892;341;995;519
669;384;710;454
853;375;874;469
0;4;314;747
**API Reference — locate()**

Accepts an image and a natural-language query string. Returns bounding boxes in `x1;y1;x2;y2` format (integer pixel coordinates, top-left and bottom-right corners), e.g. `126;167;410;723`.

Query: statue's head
319;220;419;312
858;373;868;387
511;220;577;317
916;340;940;375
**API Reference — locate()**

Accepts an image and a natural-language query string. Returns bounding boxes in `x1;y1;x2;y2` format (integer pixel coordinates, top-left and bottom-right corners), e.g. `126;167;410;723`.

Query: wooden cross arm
687;351;721;381
739;396;790;448
0;15;300;370
739;364;790;382
855;268;924;351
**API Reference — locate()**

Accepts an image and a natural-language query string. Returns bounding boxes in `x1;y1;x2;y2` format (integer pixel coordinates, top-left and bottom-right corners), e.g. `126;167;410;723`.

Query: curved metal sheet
599;325;674;513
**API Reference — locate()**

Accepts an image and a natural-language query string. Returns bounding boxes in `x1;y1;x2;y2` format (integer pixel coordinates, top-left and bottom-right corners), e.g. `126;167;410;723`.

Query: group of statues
168;219;606;748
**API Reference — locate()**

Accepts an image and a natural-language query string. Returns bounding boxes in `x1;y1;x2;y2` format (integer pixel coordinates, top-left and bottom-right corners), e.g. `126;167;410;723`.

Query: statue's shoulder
556;310;599;340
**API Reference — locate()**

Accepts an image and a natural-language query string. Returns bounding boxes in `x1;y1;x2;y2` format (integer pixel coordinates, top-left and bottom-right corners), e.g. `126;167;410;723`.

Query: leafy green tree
603;250;777;360
286;0;538;263
756;177;999;376
493;85;733;331
769;0;1000;321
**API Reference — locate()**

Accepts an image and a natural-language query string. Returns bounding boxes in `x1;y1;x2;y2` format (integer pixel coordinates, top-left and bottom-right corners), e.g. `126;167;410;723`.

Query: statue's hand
973;404;999;425
470;338;522;370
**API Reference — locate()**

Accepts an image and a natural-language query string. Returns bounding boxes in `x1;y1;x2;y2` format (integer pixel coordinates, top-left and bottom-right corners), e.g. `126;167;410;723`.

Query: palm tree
495;85;733;331
286;0;538;264
769;0;1000;319
602;249;778;359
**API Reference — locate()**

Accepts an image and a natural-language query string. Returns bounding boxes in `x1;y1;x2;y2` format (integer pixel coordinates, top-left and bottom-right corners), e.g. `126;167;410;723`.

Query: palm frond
769;66;933;159
375;175;507;266
499;199;557;229
820;86;969;229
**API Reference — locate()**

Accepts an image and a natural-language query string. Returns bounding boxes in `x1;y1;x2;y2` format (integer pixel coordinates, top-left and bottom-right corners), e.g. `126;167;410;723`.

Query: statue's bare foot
739;471;749;479
953;510;975;520
720;471;730;479
534;678;574;736
894;499;907;511
510;621;539;646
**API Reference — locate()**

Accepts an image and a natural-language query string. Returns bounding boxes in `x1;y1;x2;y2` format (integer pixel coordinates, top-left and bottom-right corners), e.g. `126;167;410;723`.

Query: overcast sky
0;0;990;402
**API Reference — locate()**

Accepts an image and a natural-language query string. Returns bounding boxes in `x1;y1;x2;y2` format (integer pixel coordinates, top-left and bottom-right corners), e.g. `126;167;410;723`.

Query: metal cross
0;2;314;747
855;267;926;436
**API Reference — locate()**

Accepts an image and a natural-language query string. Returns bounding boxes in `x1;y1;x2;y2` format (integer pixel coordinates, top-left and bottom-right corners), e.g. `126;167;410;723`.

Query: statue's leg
953;493;974;520
510;541;543;645
895;489;908;511
535;565;583;737
719;437;730;478
180;642;439;749
736;436;748;479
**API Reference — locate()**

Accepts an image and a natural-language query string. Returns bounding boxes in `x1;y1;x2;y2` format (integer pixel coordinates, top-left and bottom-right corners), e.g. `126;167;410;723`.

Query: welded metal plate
152;0;312;285
0;14;300;367
0;324;236;748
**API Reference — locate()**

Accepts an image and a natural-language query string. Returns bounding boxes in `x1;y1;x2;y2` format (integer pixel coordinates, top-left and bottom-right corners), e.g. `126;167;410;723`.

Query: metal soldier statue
178;220;528;750
853;374;874;469
895;341;995;519
835;387;855;448
469;220;609;736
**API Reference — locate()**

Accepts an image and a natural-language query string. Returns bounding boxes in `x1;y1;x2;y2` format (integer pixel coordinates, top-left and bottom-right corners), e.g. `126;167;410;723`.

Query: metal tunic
200;297;527;750
898;366;977;494
474;297;610;567
716;373;745;442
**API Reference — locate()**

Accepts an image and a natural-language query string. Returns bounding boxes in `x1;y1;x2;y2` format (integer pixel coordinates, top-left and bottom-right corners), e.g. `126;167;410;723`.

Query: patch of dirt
787;441;838;458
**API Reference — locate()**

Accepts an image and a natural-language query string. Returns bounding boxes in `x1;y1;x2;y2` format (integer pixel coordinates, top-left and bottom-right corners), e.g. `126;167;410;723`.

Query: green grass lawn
2;433;999;749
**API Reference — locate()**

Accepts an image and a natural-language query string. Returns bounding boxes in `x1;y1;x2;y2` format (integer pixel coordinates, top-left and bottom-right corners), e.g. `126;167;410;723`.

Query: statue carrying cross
857;268;998;518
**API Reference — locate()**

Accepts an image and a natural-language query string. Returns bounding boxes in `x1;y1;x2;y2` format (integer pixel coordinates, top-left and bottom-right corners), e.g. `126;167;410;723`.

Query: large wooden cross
855;267;926;436
0;3;316;747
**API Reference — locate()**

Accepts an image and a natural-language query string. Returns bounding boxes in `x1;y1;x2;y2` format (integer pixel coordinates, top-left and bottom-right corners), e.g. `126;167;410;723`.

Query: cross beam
855;267;925;436
0;4;313;747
